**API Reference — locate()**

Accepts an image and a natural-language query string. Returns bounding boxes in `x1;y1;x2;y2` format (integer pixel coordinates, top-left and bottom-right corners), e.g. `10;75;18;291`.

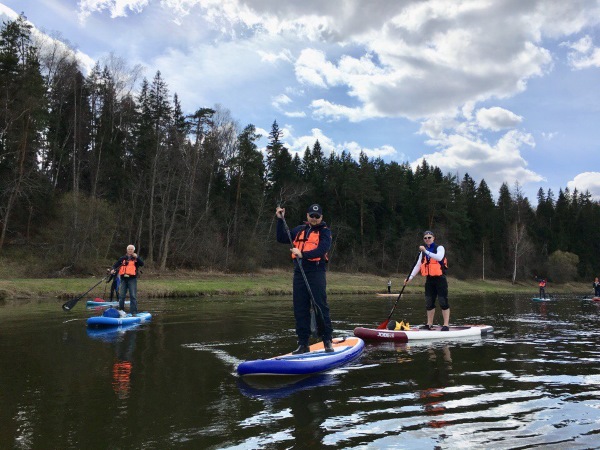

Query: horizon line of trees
1;15;599;281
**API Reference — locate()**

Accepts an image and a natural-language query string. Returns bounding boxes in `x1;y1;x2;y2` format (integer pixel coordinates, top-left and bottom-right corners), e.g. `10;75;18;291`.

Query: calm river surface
1;291;599;449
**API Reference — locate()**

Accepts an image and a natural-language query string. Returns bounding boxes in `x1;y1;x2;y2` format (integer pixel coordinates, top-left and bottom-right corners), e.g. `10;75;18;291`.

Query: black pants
292;269;333;346
425;275;449;310
539;287;545;298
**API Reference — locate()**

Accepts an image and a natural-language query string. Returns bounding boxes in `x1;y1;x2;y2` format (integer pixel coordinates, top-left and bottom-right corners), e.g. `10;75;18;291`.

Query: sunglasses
423;236;433;240
309;214;321;219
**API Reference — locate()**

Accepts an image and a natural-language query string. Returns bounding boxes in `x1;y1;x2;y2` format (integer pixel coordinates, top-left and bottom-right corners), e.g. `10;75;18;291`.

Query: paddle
377;252;422;329
62;275;109;311
279;209;323;338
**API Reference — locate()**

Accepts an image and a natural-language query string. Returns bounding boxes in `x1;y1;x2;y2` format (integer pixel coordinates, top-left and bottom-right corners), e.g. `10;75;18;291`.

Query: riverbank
0;269;593;300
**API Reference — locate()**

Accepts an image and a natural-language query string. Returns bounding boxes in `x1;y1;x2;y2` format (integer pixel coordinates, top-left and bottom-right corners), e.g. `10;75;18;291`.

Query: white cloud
278;127;403;161
294;49;331;88
74;49;96;74
0;4;96;77
74;0;600;123
272;94;306;118
541;131;558;141
283;111;306;118
32;0;600;197
476;107;523;131
272;94;291;108
310;99;372;123
412;129;542;193
0;4;19;20
78;0;149;21
567;172;600;200
257;49;293;64
562;35;600;69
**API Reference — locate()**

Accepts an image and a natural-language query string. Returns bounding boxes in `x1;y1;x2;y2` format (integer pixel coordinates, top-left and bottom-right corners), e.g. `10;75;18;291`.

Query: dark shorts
425;275;449;310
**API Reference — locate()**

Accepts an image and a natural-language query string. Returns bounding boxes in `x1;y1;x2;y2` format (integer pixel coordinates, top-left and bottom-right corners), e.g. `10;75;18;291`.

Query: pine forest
1;15;599;282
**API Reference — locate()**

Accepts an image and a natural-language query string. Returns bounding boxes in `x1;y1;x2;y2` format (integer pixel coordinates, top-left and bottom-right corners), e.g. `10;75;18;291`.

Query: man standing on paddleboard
110;245;144;316
404;230;450;331
276;204;334;354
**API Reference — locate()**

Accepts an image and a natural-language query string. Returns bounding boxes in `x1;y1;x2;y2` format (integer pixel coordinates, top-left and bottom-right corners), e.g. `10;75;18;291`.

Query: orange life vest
118;258;138;277
539;279;546;288
292;226;329;263
420;249;448;277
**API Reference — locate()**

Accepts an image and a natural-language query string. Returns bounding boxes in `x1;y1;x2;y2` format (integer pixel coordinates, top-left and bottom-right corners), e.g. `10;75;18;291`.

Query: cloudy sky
3;0;600;201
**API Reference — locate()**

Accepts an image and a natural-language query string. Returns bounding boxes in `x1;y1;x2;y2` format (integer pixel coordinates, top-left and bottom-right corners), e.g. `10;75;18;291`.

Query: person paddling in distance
276;204;334;354
593;277;600;297
404;230;450;331
534;276;547;299
110;245;144;316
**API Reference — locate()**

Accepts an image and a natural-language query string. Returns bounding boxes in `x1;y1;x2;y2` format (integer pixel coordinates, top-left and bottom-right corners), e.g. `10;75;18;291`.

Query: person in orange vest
593;277;600;297
535;276;547;299
110;245;144;315
404;230;450;331
276;204;333;354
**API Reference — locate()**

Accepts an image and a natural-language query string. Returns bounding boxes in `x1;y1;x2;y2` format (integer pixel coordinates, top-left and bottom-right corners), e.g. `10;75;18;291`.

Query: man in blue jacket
276;204;333;354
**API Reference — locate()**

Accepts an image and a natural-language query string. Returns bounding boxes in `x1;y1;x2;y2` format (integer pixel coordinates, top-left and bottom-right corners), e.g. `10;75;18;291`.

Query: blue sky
2;0;600;202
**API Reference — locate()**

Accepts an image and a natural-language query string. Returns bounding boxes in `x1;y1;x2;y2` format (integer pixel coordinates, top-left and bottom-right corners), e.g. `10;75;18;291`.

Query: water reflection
237;373;338;399
420;345;453;429
2;294;600;449
86;326;139;404
112;332;136;400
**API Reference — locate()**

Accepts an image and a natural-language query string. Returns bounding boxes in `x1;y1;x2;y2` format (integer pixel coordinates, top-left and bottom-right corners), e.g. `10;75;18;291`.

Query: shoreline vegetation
0;269;593;300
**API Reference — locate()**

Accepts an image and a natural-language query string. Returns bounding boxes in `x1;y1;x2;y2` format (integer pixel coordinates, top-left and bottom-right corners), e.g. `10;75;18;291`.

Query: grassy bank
0;269;593;300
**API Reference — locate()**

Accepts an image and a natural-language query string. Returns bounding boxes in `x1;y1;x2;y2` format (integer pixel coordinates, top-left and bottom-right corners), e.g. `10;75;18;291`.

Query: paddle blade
62;299;77;311
377;320;389;330
310;309;318;337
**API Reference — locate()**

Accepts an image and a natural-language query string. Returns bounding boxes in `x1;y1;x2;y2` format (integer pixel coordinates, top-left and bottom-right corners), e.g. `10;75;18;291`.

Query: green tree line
1;15;599;280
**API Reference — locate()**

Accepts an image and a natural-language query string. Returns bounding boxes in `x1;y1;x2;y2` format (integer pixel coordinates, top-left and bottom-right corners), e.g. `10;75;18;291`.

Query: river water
0;292;599;449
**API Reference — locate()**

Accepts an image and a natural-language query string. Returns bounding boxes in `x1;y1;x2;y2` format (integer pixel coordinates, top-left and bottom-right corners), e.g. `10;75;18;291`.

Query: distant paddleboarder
535;276;547;299
110;245;144;315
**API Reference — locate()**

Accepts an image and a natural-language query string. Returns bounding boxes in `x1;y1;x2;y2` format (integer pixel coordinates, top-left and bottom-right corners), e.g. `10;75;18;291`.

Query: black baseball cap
307;204;323;215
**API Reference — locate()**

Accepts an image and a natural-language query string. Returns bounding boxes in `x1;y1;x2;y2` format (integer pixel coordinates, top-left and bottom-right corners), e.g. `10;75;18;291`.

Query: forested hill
1;15;599;281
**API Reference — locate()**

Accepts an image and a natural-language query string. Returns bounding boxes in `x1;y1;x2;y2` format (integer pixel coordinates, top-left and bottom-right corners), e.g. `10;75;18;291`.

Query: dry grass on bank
0;267;594;300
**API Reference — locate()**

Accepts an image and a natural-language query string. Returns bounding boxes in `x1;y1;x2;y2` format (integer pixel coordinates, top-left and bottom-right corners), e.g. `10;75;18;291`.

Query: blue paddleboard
87;312;152;329
237;336;364;376
86;300;130;307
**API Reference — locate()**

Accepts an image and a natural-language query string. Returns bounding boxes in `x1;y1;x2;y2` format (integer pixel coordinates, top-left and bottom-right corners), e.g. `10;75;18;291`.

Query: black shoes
419;324;450;331
292;345;310;354
292;342;335;354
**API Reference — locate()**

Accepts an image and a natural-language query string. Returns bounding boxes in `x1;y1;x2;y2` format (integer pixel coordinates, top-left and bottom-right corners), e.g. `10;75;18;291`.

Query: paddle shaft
382;283;408;323
62;276;109;311
279;211;323;335
378;252;422;329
